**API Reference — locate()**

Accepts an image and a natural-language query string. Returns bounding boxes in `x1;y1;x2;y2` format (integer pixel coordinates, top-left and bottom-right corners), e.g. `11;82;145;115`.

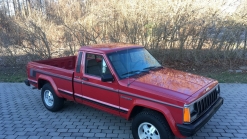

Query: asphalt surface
0;83;247;139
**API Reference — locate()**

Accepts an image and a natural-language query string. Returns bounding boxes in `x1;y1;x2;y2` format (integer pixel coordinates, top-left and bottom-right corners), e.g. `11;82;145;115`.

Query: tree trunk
26;0;31;16
12;0;17;16
6;0;10;17
17;0;21;13
40;0;42;11
2;0;7;16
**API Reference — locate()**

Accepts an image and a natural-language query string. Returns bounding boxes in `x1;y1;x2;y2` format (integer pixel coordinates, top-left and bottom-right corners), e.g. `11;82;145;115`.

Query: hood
132;68;215;96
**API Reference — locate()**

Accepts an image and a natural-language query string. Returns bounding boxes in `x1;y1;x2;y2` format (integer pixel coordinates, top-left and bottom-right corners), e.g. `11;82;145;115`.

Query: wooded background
0;0;246;69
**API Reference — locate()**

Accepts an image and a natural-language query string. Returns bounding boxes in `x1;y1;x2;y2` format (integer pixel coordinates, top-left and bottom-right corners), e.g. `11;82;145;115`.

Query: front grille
194;89;218;116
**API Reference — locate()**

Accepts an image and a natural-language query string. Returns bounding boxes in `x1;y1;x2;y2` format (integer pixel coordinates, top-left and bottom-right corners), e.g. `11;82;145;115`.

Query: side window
85;53;110;77
76;52;83;73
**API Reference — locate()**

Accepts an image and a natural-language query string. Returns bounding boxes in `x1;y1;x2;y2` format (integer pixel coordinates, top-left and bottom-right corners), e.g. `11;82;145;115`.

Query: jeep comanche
25;43;223;139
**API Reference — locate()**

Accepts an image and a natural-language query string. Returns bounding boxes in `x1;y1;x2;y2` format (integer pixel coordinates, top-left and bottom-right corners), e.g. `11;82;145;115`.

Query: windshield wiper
122;70;149;86
143;66;163;71
121;70;141;76
121;70;149;76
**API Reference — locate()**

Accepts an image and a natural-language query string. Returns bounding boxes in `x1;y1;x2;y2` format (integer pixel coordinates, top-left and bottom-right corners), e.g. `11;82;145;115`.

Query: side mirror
101;74;114;82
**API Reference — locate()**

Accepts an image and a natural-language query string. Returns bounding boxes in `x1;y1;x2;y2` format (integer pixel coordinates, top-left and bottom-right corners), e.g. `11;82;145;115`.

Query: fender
128;99;185;138
38;74;63;98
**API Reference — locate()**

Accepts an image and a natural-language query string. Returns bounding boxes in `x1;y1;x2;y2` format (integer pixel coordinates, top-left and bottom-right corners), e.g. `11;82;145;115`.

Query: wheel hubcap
44;90;54;107
138;122;160;139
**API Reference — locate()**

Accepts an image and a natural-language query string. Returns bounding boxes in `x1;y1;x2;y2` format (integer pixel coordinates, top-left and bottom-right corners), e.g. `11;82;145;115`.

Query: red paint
26;43;220;138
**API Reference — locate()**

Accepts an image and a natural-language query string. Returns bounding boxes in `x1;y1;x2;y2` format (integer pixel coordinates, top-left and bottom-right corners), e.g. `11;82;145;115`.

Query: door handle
82;77;89;81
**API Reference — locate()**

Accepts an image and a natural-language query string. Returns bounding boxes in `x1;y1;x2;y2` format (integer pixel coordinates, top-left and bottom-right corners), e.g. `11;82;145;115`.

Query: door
75;52;120;115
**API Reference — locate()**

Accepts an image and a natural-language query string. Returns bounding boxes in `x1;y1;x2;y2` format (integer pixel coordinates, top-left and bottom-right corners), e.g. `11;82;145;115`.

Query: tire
132;110;175;139
41;83;64;112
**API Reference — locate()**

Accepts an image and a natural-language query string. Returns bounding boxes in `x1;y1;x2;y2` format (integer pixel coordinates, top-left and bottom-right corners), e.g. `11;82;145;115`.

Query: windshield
107;48;161;79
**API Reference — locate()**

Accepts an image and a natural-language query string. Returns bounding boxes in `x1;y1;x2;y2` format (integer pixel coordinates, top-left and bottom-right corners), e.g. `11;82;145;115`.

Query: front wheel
41;83;64;112
132;110;174;139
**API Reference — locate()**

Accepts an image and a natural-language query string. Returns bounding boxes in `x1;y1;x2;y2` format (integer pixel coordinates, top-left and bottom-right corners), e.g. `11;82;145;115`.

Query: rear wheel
132;110;174;139
41;83;64;112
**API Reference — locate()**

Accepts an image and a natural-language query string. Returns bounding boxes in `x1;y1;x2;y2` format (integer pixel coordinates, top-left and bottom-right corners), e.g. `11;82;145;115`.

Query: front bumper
177;97;224;137
24;79;30;86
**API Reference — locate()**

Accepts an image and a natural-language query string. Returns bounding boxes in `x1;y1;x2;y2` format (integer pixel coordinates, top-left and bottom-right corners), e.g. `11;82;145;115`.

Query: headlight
189;104;195;113
215;85;219;92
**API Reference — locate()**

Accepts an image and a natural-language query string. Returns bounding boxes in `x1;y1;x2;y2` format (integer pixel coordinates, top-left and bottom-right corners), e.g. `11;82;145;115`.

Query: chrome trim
74;93;129;112
119;90;183;109
58;88;73;95
28;78;38;84
81;81;118;92
120;107;129;112
82;95;120;109
74;78;81;83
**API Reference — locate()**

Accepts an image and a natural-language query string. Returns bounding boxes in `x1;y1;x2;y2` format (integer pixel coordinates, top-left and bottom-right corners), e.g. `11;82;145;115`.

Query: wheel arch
38;78;48;89
128;100;184;138
38;75;62;98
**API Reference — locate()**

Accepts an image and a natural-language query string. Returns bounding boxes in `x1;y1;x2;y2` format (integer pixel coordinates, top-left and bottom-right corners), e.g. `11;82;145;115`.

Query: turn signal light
183;107;191;122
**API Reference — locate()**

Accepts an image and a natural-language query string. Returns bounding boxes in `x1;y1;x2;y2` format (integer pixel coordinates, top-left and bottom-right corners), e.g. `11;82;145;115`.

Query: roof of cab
79;43;143;54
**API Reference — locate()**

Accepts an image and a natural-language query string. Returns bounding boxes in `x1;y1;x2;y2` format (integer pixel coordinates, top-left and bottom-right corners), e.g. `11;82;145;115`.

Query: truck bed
27;56;77;101
36;56;77;70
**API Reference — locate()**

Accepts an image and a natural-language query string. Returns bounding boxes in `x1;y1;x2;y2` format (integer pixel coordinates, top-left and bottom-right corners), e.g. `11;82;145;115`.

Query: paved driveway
0;83;247;139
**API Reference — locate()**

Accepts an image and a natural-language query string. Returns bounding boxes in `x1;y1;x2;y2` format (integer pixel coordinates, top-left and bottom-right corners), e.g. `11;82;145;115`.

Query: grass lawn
199;71;247;83
0;67;26;82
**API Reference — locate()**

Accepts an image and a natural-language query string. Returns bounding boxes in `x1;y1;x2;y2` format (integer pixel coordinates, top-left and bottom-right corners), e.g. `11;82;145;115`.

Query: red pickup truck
25;43;223;139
